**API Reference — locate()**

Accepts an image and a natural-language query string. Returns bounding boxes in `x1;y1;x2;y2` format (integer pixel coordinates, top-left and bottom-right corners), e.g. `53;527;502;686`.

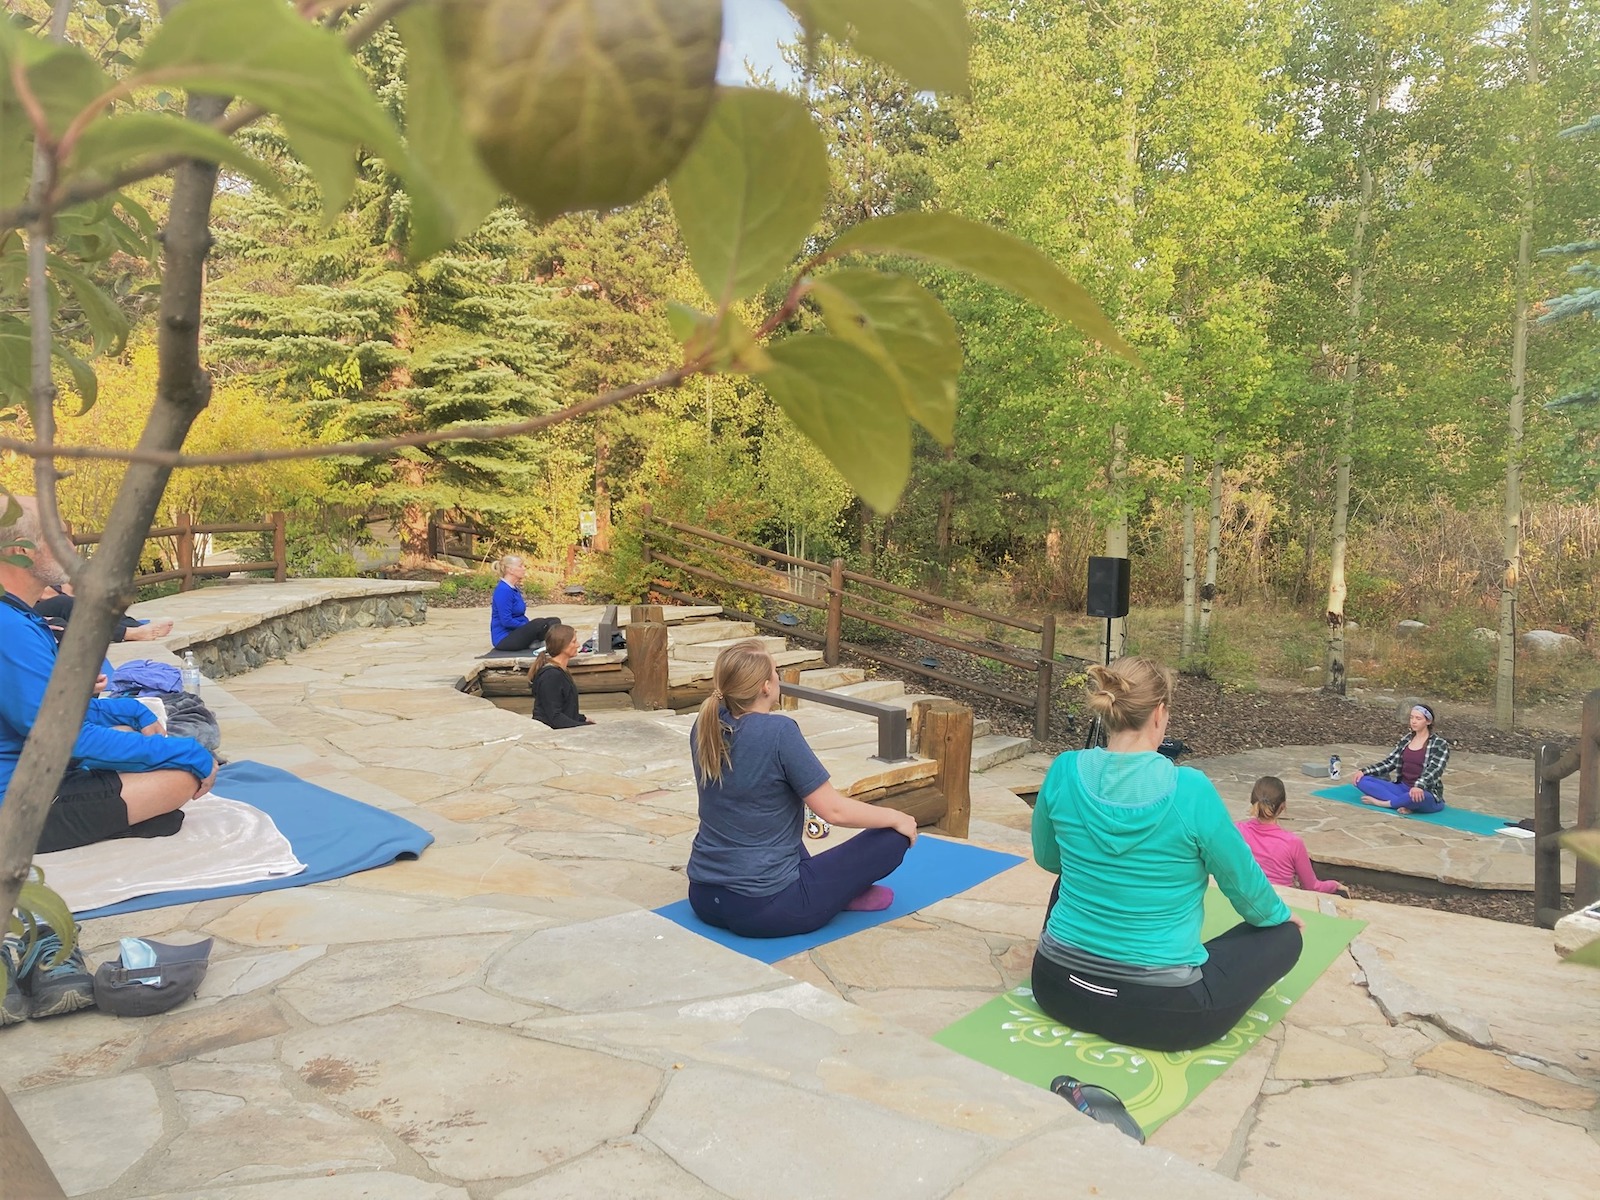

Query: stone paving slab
8;592;1598;1199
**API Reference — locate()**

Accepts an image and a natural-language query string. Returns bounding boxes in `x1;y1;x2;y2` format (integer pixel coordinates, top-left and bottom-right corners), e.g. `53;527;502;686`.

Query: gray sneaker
2;937;29;1025
22;926;95;1018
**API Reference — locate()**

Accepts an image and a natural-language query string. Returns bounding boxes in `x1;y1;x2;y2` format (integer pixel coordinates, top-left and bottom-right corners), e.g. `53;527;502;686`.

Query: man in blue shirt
1;498;216;855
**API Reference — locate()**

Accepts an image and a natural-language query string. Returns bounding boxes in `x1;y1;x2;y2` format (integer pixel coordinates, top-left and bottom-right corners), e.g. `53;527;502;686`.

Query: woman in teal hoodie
1031;657;1303;1052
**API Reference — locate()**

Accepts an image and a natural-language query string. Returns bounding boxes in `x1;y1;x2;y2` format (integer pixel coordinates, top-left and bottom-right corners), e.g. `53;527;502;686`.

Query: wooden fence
427;510;493;561
70;511;286;591
1534;688;1600;927
639;506;1059;741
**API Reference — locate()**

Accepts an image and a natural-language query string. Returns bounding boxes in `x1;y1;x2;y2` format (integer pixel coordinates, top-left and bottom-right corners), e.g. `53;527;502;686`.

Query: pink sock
845;885;894;912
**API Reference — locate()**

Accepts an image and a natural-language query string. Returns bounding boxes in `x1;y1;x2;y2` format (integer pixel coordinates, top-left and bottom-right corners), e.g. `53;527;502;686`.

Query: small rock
1521;629;1580;654
1471;627;1499;642
1396;619;1428;637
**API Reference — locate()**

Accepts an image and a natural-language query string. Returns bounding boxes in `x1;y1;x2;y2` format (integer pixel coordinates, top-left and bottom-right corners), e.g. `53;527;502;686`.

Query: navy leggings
688;828;911;938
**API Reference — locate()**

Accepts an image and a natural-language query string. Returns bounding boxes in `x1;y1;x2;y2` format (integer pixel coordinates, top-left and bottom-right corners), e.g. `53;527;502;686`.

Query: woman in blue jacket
1030;657;1303;1052
490;555;556;651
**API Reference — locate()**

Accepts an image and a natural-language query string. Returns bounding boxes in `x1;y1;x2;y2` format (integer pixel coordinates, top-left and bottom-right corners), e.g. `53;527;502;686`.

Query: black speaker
1086;556;1130;618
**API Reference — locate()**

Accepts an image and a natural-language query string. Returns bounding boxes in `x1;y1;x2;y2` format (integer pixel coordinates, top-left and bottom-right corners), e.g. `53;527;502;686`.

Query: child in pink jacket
1237;776;1346;896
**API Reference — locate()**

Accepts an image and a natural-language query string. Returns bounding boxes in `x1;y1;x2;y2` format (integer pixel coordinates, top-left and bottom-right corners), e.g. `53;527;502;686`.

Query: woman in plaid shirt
1353;704;1450;814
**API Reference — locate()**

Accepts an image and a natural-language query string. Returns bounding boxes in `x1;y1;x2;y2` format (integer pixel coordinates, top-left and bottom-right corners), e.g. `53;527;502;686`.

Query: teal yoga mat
934;891;1365;1134
1311;784;1511;836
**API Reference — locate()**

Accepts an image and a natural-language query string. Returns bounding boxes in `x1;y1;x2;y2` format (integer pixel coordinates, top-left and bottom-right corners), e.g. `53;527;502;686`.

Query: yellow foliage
0;344;325;532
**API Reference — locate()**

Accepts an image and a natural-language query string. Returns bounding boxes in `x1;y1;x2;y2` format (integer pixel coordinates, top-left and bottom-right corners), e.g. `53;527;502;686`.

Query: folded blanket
35;793;305;913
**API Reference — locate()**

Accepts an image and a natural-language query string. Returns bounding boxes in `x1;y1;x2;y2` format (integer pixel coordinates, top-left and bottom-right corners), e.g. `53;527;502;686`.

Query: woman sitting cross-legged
490;555;558;652
529;624;594;729
686;640;917;939
1353;704;1449;815
1030;656;1303;1053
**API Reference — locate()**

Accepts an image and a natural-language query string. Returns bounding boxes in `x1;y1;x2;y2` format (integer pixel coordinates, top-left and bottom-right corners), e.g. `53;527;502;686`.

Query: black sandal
1050;1075;1146;1143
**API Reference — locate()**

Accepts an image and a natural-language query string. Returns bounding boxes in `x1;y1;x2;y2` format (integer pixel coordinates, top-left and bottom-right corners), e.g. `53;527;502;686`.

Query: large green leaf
830;211;1137;360
48;255;128;355
0;320;100;411
66;112;283;197
670;88;828;304
786;0;969;93
444;0;722;222
393;6;501;258
808;267;961;443
754;335;911;512
281;119;356;227
1564;829;1600;868
136;0;405;161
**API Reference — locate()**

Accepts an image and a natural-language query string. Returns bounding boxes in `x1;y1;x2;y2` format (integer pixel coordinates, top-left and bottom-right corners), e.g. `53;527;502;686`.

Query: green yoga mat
933;891;1365;1134
1311;784;1511;836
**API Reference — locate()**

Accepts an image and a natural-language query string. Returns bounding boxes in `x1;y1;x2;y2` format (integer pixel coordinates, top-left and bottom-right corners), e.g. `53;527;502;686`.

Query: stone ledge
184;592;428;679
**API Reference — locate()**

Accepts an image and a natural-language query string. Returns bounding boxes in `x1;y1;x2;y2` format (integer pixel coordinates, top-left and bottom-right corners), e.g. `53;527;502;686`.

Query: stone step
797;666;866;690
971;733;1033;772
668;620;756;646
797;678;906;708
674;636;788;663
666;646;823;688
771;648;825;669
871;690;994;740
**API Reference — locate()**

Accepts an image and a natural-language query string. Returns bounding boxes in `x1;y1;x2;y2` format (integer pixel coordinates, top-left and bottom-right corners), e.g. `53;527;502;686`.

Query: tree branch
0;359;709;469
0;0;415;234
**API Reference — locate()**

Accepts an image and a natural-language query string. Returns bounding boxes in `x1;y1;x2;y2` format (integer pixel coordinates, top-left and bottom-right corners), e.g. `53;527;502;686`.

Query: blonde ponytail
1085;656;1174;735
693;639;777;784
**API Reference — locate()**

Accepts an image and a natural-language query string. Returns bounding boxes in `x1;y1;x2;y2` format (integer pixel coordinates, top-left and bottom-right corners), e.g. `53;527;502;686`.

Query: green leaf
66;113;284;197
48;255;128;355
393;5;501;258
666;303;772;372
786;0;969;94
14;40;111;139
1563;829;1600;869
0;319;99;410
670;88;828;304
754;335;911;511
55;343;98;412
281;120;356;227
136;0;405;162
829;211;1137;361
444;0;722;222
808;268;960;443
666;301;709;345
1568;936;1600;969
16;877;76;965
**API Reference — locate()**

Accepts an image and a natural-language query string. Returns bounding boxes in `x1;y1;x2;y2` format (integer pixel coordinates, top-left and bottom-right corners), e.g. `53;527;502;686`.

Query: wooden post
780;665;801;711
1035;613;1056;742
1;1086;67;1198
630;604;664;624
176;511;194;592
916;698;972;838
1534;743;1564;928
271;511;287;582
629;621;669;710
825;556;843;666
1577;689;1600;908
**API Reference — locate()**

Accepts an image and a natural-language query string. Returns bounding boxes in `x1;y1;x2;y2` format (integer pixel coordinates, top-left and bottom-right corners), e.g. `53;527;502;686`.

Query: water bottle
180;650;202;696
1329;754;1341;780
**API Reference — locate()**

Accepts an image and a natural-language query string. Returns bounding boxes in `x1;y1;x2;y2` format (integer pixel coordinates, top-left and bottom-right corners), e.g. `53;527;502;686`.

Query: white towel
35;793;306;914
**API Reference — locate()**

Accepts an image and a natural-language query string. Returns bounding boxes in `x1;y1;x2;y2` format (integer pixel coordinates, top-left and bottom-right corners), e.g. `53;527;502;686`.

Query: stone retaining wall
188;592;428;678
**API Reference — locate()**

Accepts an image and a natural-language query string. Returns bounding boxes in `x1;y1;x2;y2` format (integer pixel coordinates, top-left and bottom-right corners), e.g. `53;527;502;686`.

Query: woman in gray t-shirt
686;641;917;938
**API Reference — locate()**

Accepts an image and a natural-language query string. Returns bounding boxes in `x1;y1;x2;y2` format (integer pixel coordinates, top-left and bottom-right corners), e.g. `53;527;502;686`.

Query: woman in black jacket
529;624;593;729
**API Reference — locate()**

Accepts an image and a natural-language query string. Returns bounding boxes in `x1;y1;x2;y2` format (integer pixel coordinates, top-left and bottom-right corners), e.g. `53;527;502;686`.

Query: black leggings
1031;886;1303;1052
494;617;558;652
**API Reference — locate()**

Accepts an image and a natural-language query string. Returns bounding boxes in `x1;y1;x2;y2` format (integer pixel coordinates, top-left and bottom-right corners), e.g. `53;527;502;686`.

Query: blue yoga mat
1311;784;1512;836
654;834;1024;964
77;760;434;920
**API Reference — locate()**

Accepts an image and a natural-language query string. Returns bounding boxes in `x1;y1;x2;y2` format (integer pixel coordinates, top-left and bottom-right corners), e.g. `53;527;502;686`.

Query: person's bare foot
1395;807;1412;816
1359;796;1386;808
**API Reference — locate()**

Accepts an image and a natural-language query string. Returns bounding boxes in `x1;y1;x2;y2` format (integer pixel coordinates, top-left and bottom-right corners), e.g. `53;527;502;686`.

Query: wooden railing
1534;688;1600;928
71;511;286;591
428;509;491;560
639;506;1058;741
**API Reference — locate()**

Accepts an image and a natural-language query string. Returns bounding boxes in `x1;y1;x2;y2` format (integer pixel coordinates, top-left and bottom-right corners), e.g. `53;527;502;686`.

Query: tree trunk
0;88;228;930
1498;0;1541;731
1199;440;1224;649
593;423;611;553
1106;423;1128;659
1326;52;1383;695
1181;453;1197;660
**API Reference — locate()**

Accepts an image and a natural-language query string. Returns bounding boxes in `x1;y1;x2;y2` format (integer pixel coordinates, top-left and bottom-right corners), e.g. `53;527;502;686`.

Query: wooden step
675;635;787;662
